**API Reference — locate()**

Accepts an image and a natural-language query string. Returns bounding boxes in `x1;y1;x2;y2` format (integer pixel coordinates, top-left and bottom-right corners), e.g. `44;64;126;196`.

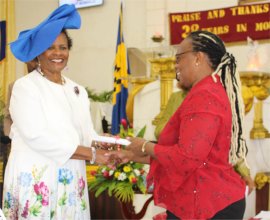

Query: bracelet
90;147;96;164
141;140;151;155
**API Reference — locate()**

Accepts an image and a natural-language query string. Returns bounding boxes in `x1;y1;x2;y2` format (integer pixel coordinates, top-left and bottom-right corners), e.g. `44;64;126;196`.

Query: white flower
133;169;140;176
118;173;127;181
109;170;114;176
101;168;106;173
153;32;163;38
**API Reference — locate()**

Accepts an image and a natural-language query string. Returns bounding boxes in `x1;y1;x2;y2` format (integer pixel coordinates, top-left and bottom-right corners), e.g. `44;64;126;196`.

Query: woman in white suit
3;4;109;220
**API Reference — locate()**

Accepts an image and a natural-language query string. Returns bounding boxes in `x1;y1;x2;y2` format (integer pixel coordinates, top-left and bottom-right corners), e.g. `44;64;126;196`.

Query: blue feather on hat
10;4;81;62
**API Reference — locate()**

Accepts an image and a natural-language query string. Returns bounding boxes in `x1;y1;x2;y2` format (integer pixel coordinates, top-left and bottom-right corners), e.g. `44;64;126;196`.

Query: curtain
0;0;16;103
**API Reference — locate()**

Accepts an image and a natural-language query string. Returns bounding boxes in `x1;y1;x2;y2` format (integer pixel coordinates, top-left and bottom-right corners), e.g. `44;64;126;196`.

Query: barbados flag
111;3;130;135
0;20;6;61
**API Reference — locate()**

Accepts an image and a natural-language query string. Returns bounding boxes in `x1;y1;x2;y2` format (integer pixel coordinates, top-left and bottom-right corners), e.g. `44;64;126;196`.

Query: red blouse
148;76;245;219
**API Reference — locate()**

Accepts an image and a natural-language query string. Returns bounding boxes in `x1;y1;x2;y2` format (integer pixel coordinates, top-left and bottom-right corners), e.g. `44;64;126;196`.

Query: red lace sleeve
154;112;221;191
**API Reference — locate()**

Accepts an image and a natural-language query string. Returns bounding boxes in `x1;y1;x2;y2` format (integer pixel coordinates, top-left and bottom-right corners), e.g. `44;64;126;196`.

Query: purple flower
78;177;85;198
21;200;29;218
33;182;49;206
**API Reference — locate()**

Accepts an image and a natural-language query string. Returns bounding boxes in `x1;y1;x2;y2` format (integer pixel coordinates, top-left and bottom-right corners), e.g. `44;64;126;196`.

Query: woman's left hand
104;149;134;165
96;149;117;165
243;175;256;195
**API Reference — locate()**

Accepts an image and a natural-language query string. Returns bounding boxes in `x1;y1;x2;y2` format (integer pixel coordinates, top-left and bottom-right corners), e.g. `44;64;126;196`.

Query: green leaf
94;183;110;198
88;180;101;190
4;200;10;209
50;211;55;219
137;180;147;194
36;194;42;202
81;199;87;210
86;88;113;102
58;192;67;206
108;182;117;196
113;182;134;203
133;162;144;169
136;125;147;138
29;203;42;216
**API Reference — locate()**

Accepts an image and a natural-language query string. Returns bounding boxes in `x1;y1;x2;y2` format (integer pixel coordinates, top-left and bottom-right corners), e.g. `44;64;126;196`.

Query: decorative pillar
126;77;156;123
240;71;270;139
149;57;176;125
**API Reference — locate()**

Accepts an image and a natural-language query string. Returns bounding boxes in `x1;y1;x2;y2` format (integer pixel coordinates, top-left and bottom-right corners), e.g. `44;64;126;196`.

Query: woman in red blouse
109;30;247;219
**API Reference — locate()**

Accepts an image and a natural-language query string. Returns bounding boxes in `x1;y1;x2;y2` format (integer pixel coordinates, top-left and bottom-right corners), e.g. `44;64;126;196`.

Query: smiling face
38;32;69;75
175;38;199;90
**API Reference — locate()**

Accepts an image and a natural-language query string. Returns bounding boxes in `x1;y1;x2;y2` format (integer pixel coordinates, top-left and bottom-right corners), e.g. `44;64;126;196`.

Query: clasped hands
96;137;148;165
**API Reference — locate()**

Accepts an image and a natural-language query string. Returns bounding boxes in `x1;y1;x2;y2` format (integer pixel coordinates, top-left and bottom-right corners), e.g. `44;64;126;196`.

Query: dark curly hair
61;29;73;50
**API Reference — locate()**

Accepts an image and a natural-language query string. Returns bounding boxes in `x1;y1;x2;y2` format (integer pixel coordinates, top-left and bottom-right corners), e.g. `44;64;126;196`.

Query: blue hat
10;4;81;62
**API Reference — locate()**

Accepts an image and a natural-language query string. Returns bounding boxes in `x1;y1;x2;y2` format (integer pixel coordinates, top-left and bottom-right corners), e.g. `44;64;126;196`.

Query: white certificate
92;135;131;146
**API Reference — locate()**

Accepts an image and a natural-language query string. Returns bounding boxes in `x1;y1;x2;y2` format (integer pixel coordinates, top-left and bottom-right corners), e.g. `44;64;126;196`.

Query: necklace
36;68;66;85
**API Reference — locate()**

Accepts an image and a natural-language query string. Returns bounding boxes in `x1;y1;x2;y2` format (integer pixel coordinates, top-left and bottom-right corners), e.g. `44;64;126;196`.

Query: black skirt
166;198;246;220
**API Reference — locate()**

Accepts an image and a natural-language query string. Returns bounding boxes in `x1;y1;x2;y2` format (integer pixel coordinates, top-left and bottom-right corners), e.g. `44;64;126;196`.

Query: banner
111;3;130;135
0;20;6;61
169;3;270;45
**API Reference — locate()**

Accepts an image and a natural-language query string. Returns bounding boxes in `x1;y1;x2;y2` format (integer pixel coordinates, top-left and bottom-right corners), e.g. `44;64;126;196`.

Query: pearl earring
63;65;69;72
37;61;42;73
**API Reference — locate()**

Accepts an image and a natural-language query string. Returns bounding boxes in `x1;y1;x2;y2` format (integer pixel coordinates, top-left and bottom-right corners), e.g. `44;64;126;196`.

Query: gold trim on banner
239;0;270;5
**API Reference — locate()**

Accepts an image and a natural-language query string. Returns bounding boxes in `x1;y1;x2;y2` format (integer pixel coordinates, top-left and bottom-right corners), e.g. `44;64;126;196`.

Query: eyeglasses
175;50;194;64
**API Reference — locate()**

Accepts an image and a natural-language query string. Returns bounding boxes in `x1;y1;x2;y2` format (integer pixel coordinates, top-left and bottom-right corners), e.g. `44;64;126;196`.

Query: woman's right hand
95;149;133;165
104;149;134;165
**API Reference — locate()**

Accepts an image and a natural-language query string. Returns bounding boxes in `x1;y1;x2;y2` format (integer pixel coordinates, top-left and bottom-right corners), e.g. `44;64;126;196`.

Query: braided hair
187;30;248;165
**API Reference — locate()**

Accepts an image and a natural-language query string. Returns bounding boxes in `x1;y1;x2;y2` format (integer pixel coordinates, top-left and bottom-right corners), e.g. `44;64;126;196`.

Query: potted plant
88;120;147;203
151;32;164;43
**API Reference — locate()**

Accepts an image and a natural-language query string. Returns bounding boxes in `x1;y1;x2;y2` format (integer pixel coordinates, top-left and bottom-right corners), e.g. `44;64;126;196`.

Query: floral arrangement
85;88;113;103
151;32;164;43
88;119;147;203
255;172;270;190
